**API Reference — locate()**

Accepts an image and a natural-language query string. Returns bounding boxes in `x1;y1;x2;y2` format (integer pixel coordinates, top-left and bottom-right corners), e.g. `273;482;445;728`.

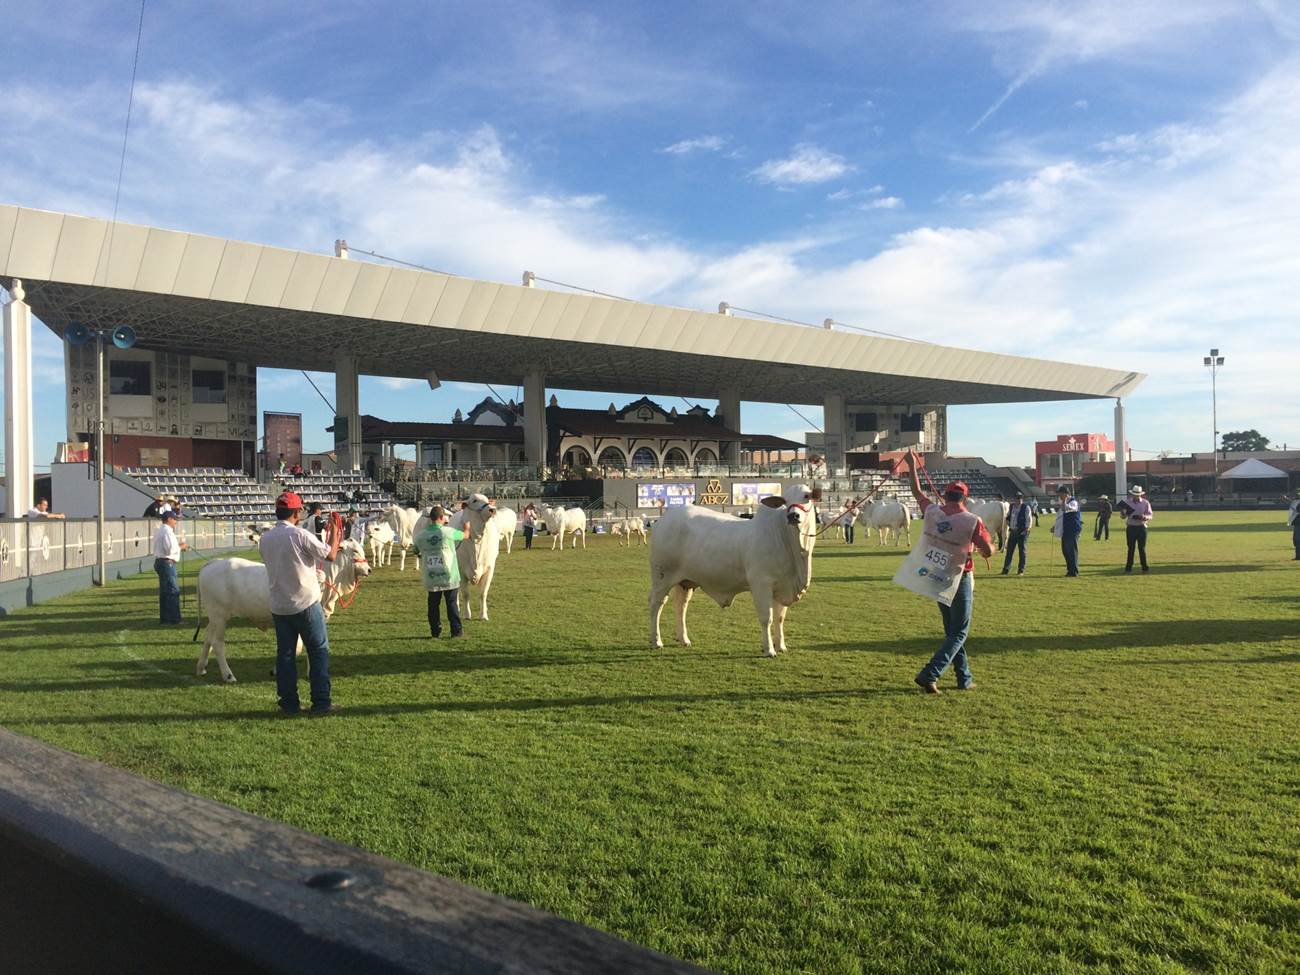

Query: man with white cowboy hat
1121;484;1154;573
1052;484;1083;577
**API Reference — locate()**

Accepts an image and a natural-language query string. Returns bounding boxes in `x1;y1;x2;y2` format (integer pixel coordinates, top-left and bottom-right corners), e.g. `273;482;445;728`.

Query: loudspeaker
111;325;137;349
65;322;92;346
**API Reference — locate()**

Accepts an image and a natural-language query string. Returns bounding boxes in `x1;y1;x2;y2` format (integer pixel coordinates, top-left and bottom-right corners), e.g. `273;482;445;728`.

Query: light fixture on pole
64;321;137;586
1202;348;1225;492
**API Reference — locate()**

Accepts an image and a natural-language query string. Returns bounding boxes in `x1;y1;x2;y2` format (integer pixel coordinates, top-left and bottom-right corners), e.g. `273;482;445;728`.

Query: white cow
494;505;518;554
649;484;820;657
456;493;501;620
540;504;587;550
194;540;370;683
859;499;912;546
366;520;396;567
968;499;1010;551
380;504;423;570
611;516;648;546
817;509;844;539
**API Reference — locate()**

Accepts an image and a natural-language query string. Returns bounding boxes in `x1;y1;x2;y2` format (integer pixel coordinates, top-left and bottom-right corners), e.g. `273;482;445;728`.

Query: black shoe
1001;569;1009;575
430;631;441;638
308;705;343;718
275;708;301;719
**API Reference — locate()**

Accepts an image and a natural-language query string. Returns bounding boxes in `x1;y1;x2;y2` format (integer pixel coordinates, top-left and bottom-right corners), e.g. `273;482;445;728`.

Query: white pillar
523;369;547;468
475;441;483;466
1114;399;1127;499
3;281;34;518
334;353;361;471
823;392;846;473
717;388;741;466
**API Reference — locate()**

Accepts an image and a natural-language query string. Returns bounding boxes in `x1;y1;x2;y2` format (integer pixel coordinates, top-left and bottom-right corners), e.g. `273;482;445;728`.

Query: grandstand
278;471;394;513
120;468;393;521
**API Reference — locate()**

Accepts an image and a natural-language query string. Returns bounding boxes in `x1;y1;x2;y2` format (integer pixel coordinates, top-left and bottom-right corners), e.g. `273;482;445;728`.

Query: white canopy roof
0;203;1145;407
1219;458;1289;479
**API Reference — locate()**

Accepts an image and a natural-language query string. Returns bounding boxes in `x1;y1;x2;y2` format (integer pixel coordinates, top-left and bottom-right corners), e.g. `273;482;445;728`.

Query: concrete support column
523;369;547;469
823;392;846;473
443;441;453;467
4;281;34;518
334;353;361;471
475;441;483;467
1114;399;1127;499
717;388;740;466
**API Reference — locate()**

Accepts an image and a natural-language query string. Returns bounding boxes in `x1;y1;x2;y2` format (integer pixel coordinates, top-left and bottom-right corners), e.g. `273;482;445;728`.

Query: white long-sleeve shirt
152;523;182;561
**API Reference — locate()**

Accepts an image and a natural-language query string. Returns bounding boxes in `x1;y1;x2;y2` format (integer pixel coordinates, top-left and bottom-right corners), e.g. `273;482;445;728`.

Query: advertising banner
731;481;782;506
637;482;696;507
263;411;303;469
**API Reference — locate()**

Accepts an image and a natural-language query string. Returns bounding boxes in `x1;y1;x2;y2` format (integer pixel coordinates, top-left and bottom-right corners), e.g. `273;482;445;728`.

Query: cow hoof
676;638;691;647
223;674;238;684
764;649;777;658
652;640;663;649
196;668;206;677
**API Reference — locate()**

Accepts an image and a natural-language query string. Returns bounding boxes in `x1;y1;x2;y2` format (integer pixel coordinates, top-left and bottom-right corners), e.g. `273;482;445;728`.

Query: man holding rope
900;449;993;694
259;490;342;717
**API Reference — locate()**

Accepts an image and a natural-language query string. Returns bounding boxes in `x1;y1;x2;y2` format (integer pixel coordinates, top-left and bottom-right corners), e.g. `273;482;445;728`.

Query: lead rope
914;455;991;571
813;458;907;538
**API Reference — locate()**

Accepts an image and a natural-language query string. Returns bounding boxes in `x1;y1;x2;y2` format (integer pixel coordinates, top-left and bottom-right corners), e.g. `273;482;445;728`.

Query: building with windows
1034;432;1121;488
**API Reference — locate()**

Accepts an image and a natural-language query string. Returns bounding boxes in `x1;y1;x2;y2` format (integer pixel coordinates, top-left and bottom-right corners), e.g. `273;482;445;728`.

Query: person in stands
413;504;467;638
1053;485;1083;577
259;490;341;717
25;498;66;519
151;510;188;624
903;450;993;694
1122;485;1155;573
308;502;328;539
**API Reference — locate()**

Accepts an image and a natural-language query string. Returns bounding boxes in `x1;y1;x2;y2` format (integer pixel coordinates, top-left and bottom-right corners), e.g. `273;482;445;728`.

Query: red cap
276;490;304;510
943;481;969;497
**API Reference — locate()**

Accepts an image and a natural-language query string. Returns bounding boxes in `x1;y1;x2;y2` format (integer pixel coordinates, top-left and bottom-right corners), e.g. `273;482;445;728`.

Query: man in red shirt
903;450;994;694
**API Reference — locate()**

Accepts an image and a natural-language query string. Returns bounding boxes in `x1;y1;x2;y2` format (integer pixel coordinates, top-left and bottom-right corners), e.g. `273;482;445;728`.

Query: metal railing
0;518;253;585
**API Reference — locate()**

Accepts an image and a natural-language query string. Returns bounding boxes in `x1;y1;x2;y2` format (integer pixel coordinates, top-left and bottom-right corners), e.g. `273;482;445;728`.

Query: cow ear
810;488;823;502
759;496;785;509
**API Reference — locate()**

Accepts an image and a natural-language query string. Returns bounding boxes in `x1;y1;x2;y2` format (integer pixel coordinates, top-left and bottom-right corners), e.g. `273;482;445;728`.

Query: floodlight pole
1203;349;1225;495
96;336;106;587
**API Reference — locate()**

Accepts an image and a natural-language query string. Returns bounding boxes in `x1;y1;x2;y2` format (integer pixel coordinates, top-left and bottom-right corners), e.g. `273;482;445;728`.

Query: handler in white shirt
151;510;188;624
259;490;341;717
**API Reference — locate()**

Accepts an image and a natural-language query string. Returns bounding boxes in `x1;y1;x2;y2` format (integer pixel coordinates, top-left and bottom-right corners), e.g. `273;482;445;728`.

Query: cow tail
191;569;203;642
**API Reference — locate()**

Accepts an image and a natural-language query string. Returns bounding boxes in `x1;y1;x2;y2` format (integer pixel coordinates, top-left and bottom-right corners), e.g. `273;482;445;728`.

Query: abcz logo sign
698;478;729;505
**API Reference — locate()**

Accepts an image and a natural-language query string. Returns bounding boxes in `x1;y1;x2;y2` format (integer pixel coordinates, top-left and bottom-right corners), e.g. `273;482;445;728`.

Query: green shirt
413;523;466;591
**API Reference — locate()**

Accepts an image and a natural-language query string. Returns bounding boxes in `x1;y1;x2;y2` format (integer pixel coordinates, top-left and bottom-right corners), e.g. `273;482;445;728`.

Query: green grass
2;511;1299;974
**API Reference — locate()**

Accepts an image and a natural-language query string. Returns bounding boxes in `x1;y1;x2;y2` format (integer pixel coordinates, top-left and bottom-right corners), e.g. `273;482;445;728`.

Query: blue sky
3;0;1299;468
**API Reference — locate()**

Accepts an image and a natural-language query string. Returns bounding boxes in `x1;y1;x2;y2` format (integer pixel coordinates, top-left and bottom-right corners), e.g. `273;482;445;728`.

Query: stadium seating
278;471;395;513
122;467;277;521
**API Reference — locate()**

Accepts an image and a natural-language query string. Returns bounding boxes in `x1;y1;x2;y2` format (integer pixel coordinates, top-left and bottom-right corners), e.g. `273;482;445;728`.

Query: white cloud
862;196;903;210
751;144;853;186
660;135;727;155
376;377;424;391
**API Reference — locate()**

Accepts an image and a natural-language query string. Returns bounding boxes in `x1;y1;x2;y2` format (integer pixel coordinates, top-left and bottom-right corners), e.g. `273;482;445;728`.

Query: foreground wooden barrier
0;728;709;974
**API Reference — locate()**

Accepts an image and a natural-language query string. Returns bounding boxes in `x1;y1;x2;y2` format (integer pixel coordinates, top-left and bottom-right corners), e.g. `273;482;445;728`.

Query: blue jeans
427;589;462;636
1061;533;1080;575
273;602;331;714
844;522;855;544
154;558;180;623
1292;523;1299;559
918;572;974;687
1003;530;1028;574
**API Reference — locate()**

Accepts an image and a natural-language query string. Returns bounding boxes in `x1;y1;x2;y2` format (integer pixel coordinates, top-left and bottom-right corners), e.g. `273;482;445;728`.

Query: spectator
366;454;377;480
277;453;287;476
290;462;304;476
151;510;188;624
902;450;993;694
1121;485;1154;573
259;490;341;717
413;504;467;638
1094;494;1113;541
1288;489;1300;561
1001;492;1032;575
308;502;328;539
1185;488;1194;503
25;498;66;519
143;495;165;518
521;503;537;550
1052;485;1083;577
351;487;365;505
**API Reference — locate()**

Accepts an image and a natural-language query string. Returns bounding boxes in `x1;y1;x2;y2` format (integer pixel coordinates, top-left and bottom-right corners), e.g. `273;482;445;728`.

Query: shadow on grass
1164;523;1293;533
13;685;912;725
809;617;1298;656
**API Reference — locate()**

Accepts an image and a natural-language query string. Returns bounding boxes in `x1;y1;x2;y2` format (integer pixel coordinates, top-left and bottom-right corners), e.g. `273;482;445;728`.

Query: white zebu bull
611;516;648;546
858;499;912;546
540;504;587;550
817;509;844;539
194;540;370;683
380;504;423;570
494;505;518;554
366;520;395;567
649;484;820;657
451;494;502;620
968;499;1010;551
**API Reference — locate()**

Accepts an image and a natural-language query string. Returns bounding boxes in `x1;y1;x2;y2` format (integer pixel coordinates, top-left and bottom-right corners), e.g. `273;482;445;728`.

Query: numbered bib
424;553;444;571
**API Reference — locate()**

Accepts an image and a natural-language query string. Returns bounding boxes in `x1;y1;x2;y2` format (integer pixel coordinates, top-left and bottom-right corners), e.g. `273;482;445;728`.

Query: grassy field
1;510;1298;973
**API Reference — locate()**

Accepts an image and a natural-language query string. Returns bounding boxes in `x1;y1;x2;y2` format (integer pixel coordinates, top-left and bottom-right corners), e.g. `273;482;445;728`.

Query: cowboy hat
1128;485;1146;496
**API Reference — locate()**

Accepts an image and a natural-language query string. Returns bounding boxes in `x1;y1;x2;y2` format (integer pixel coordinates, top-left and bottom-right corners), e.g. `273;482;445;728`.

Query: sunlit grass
2;510;1298;973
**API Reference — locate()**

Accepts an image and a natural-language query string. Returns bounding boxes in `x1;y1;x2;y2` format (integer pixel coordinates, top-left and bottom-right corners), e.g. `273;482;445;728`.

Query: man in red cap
259;490;341;716
903;450;993;694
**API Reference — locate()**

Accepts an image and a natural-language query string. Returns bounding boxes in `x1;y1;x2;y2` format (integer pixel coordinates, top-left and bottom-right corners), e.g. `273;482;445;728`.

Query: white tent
1219;458;1289;479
